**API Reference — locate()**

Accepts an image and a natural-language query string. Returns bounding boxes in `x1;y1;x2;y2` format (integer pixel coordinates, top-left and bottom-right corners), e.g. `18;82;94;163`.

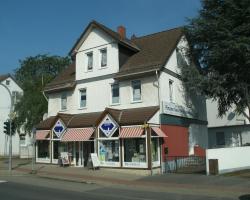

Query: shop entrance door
82;141;94;166
75;142;84;167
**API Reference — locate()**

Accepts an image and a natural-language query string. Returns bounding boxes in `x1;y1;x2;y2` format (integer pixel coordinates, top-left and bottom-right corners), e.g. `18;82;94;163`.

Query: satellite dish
43;113;48;120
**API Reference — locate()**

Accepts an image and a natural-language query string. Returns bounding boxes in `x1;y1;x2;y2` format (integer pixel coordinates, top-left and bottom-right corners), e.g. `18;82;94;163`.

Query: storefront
36;130;51;163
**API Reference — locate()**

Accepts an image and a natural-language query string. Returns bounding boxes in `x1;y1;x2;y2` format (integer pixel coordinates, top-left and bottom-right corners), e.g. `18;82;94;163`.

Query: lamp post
0;83;13;173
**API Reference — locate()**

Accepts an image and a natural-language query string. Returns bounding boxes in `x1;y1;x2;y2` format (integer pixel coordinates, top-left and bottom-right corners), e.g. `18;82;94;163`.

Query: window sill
131;100;143;104
110;103;121;106
59;109;68;112
87;69;93;72
99;66;108;70
78;107;87;110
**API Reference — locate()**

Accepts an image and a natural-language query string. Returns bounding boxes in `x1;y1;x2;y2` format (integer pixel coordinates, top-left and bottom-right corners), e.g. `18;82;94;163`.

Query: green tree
14;54;71;134
183;0;250;120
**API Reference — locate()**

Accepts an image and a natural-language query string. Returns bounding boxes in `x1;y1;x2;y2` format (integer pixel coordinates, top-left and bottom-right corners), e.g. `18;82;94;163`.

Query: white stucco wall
206;99;249;128
75;28;119;81
189;124;208;154
48;75;159;116
0;77;22;156
206;146;250;174
159;38;207;122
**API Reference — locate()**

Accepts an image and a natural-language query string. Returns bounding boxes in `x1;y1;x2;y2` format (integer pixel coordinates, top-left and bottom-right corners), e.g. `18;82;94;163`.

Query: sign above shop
100;115;118;137
53;119;66;138
162;101;197;119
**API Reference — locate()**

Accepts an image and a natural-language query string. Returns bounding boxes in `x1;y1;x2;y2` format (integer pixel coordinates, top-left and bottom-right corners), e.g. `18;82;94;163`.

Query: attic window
86;52;93;71
100;48;107;67
6;80;10;85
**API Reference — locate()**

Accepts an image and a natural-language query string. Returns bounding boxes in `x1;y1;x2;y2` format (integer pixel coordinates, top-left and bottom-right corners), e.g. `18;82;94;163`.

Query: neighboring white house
0;74;32;158
36;21;208;171
207;99;250;148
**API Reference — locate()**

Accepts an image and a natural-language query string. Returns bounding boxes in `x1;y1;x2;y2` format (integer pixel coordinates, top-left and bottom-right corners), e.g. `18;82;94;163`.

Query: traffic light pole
0;83;13;173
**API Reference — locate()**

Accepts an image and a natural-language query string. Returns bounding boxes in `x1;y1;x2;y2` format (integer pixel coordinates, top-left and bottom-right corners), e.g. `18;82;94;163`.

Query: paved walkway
1;158;250;198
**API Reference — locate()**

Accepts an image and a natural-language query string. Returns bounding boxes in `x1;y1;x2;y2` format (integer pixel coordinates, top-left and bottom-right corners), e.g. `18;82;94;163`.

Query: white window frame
100;48;107;68
86;51;93;71
110;82;120;105
131;80;142;103
61;92;67;111
79;88;87;109
169;79;174;102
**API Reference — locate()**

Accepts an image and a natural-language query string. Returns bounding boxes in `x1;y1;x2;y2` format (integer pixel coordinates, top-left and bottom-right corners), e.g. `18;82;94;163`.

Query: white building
0;74;32;157
207;99;250;148
36;21;208;171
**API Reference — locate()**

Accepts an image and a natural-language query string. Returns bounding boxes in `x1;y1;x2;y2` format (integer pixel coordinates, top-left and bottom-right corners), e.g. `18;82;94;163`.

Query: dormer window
100;48;107;67
86;52;93;71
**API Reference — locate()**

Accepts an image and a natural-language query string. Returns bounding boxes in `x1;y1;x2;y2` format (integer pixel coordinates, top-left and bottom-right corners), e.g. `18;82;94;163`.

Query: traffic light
11;122;16;135
3;121;10;135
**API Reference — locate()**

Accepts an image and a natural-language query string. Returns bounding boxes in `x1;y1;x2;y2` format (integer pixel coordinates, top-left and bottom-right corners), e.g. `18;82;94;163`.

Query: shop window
61;92;67;110
124;138;146;163
37;140;50;158
216;132;225;146
111;83;120;104
100;48;107;67
99;140;119;162
86;52;93;71
79;88;87;108
151;138;159;162
131;80;142;102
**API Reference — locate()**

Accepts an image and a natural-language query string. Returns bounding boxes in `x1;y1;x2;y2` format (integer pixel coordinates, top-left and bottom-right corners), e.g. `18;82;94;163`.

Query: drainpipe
156;70;164;174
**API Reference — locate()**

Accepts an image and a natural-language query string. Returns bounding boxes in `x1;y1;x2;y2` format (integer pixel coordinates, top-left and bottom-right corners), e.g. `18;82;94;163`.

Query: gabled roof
44;21;184;92
44;62;76;93
69;20;139;56
115;27;183;79
36;106;159;130
0;74;10;82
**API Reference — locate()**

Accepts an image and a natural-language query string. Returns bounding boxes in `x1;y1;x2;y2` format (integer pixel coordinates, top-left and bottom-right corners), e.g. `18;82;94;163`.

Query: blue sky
0;0;201;75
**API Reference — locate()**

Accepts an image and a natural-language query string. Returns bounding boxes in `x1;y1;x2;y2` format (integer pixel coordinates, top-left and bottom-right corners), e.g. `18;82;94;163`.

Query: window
169;80;174;102
6;80;10;85
99;140;119;162
19;135;26;146
37;140;50;158
79;88;87;108
86;52;93;71
124;138;146;163
61;92;67;110
132;80;141;102
216;132;225;146
12;91;20;105
100;48;107;67
111;83;120;104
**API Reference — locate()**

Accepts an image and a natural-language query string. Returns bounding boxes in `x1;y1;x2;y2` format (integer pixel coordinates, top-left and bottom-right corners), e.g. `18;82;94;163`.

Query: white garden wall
206;146;250;174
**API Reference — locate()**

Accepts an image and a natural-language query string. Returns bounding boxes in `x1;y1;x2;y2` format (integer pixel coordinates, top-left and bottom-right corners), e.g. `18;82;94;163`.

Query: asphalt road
0;176;242;200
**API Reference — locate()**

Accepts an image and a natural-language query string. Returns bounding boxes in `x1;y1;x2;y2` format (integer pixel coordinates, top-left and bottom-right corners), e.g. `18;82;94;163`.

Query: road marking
0;180;7;183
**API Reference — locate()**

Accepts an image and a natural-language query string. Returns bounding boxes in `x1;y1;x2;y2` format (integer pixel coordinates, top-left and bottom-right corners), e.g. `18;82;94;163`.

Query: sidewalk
1;158;250;197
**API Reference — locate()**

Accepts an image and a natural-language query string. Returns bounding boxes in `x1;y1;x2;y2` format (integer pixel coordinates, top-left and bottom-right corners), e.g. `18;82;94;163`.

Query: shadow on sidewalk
239;194;250;200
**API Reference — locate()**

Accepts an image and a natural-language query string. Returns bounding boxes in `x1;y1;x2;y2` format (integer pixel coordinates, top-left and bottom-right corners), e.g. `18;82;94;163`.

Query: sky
0;0;201;75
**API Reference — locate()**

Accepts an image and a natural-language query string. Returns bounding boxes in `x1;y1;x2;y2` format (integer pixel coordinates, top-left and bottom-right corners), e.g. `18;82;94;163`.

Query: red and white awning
120;127;144;138
36;130;50;140
151;127;167;137
61;128;94;142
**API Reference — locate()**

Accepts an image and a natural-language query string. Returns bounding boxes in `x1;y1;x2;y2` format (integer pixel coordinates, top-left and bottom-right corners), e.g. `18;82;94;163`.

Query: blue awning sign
53;120;65;138
100;115;118;137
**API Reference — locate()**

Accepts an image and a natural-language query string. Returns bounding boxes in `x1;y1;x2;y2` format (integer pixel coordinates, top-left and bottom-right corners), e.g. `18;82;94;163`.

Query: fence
165;155;206;173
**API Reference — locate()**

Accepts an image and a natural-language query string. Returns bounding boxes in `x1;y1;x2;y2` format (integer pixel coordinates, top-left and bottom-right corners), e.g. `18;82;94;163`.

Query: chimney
117;26;126;40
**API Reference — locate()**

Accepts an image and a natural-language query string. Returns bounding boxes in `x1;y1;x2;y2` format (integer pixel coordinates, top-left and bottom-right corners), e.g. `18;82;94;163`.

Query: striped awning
151;127;167;137
61;128;94;141
36;130;50;140
120;127;144;138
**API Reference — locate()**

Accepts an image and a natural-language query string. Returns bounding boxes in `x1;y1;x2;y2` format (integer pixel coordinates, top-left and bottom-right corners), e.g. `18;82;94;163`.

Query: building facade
36;21;208;171
207;99;250;148
0;74;32;157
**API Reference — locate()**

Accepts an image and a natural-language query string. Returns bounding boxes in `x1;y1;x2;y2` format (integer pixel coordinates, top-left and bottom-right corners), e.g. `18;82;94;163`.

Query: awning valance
151;127;167;137
36;130;50;140
61;128;94;141
120;127;144;138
